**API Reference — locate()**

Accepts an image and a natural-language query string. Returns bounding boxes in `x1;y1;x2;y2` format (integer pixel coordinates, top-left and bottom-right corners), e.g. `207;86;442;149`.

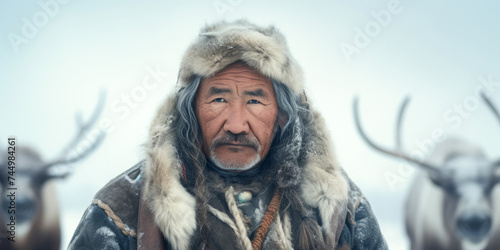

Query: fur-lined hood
142;19;350;249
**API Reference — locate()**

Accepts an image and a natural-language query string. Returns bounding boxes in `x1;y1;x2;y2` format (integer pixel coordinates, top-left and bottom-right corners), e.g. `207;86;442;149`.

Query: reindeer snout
5;196;37;224
20;198;36;217
457;214;492;243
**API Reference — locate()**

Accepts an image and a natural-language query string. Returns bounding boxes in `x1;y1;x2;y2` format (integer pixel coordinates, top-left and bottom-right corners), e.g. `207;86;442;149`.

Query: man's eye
212;98;226;102
248;99;261;104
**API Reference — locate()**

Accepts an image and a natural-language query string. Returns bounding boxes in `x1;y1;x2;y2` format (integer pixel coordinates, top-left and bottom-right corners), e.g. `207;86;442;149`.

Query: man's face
195;62;279;172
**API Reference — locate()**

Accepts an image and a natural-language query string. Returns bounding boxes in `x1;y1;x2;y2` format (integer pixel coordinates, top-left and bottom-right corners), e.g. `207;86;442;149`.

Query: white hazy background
1;1;500;249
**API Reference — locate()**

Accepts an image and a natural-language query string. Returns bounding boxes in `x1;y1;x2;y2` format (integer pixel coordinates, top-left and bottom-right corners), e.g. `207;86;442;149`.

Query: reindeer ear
493;159;500;168
493;161;500;185
47;165;74;179
33;164;73;187
429;170;455;193
429;173;443;187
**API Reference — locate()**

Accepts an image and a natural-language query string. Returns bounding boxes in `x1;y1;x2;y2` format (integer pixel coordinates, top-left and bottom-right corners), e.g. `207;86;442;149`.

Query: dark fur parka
69;20;388;250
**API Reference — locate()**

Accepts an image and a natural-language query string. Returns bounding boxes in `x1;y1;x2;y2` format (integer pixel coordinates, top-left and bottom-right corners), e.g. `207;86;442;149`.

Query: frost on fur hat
177;19;304;94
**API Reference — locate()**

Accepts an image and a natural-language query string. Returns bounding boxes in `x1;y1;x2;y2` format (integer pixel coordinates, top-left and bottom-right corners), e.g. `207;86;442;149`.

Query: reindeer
0;94;106;250
353;93;500;250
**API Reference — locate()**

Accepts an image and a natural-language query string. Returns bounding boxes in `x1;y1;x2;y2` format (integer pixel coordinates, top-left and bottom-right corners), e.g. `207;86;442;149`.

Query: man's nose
223;104;250;135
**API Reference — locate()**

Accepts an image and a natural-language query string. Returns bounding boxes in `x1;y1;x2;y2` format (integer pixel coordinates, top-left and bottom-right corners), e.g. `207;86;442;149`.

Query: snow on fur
141;19;350;248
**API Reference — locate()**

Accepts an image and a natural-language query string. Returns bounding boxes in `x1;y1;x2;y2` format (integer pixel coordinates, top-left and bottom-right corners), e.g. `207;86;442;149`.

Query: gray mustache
210;133;260;151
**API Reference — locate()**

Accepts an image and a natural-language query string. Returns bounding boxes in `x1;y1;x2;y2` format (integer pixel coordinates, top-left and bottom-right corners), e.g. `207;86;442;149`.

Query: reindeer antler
481;92;500;124
481;92;500;171
353;96;441;174
38;91;107;180
395;97;410;150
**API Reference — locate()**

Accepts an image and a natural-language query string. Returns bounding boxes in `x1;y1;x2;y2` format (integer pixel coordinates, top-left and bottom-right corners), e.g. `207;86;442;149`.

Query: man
69;20;387;249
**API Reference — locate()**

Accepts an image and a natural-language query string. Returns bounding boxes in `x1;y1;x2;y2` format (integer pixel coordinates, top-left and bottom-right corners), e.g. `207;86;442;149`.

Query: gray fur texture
142;19;350;249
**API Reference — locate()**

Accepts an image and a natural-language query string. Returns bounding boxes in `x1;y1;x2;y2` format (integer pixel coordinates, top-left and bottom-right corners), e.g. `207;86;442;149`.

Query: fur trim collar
142;20;349;249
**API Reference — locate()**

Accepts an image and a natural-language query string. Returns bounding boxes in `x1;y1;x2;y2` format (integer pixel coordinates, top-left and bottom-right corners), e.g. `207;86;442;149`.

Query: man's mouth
220;143;255;152
223;143;252;147
210;133;261;153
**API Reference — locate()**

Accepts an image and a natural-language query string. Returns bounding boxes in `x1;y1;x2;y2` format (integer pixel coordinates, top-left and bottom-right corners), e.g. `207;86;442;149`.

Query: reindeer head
0;93;105;249
353;93;500;245
1;148;47;238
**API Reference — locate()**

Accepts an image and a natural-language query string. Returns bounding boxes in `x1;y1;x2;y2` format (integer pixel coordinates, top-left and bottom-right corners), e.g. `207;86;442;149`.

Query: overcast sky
2;1;500;249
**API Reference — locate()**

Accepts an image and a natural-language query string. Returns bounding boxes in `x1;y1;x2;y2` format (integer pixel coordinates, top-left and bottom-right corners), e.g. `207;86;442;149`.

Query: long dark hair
173;75;326;249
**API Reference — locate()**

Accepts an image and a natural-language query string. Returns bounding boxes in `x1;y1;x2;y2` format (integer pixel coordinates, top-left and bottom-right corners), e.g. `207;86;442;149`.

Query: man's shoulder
341;177;388;250
94;160;144;201
93;161;145;235
69;162;145;249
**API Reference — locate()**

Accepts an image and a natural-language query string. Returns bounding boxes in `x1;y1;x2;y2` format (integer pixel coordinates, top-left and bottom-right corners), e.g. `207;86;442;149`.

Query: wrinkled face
195;62;279;171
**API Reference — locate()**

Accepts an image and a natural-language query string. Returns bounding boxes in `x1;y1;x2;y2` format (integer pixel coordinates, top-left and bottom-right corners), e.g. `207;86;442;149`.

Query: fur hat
143;19;350;249
177;19;304;94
